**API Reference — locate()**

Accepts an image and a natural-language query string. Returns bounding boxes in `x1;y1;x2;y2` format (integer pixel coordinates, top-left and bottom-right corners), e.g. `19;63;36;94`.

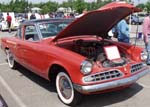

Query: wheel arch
4;47;9;54
48;64;71;83
5;47;9;50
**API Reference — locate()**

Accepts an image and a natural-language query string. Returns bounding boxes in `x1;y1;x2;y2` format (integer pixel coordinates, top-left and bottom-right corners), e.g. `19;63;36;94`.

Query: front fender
44;46;86;84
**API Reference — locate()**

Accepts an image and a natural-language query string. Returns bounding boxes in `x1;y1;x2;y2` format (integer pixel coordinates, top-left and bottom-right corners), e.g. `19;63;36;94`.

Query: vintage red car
1;2;150;106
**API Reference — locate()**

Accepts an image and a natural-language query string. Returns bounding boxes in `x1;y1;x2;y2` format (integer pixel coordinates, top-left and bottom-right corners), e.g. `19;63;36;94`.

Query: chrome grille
131;63;144;73
83;70;123;83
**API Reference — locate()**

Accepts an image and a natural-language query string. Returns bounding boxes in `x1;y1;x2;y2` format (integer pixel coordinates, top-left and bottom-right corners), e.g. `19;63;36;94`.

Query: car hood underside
53;2;141;41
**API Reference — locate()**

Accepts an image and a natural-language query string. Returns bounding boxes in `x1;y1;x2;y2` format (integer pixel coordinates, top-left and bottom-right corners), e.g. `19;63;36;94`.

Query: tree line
0;0;150;14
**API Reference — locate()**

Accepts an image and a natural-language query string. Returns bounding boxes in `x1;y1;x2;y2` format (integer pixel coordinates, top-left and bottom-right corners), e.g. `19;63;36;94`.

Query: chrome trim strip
74;68;150;93
130;63;144;74
82;69;124;83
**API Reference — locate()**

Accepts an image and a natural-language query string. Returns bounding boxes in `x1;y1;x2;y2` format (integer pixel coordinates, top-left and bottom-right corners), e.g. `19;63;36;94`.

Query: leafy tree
40;5;50;14
0;0;148;14
74;0;87;14
136;3;145;11
38;1;58;14
86;2;94;11
47;1;58;12
60;0;74;8
145;2;150;12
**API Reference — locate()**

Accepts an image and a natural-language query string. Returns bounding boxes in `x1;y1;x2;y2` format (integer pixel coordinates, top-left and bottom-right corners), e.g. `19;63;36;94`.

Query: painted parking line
0;75;27;107
0;63;7;66
138;83;150;89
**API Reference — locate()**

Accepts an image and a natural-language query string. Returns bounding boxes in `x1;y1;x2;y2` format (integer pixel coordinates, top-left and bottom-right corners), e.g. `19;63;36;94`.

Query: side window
58;23;68;31
25;25;40;41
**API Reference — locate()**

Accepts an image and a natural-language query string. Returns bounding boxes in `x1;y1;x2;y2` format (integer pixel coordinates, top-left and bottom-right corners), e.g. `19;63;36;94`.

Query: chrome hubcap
59;76;72;99
7;50;14;66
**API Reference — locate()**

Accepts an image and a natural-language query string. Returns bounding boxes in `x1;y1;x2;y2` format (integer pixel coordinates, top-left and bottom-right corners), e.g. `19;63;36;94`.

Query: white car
0;12;19;31
0;20;8;31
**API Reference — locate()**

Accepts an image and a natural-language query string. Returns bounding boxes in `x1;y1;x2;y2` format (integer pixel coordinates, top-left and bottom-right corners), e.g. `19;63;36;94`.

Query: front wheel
56;72;82;106
6;49;17;69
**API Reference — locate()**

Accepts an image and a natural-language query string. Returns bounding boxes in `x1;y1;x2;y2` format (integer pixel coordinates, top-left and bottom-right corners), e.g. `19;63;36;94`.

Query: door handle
23;49;27;52
14;44;20;48
17;44;21;46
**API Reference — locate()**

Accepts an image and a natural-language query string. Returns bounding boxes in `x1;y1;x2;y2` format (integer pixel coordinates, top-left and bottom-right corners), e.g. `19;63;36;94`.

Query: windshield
38;20;73;38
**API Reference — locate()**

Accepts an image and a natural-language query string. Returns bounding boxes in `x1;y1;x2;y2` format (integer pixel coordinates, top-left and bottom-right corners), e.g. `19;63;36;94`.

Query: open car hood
53;2;141;41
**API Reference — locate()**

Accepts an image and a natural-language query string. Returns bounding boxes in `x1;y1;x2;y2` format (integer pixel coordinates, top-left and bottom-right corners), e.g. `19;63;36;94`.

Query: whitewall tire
56;72;82;106
6;49;17;69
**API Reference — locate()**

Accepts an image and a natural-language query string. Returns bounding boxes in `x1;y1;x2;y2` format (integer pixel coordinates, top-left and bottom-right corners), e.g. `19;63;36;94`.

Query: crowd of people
28;12;76;20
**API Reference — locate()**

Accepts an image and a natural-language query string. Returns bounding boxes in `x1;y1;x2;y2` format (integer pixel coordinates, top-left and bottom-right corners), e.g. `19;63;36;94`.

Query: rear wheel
6;49;17;69
56;72;82;106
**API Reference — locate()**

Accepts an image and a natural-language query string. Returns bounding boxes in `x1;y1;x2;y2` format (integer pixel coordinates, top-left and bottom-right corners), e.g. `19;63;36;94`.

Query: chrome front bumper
74;68;150;94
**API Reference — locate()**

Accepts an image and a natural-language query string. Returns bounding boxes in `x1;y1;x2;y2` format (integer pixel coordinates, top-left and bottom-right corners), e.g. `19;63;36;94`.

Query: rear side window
25;25;40;41
39;22;70;38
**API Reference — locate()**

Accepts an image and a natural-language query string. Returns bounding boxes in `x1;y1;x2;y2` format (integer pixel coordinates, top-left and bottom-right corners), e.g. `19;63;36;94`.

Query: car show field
1;0;150;106
0;24;150;107
0;2;150;107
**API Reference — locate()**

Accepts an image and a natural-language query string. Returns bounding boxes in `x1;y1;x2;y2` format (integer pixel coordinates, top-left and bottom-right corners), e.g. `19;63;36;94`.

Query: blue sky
0;0;148;4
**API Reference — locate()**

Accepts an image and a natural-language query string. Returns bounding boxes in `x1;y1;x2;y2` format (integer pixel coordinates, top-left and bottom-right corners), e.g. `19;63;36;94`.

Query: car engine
73;39;128;67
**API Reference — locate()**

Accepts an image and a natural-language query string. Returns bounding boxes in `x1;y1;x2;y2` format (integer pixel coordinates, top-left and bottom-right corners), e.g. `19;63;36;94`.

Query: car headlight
141;50;148;61
80;60;93;75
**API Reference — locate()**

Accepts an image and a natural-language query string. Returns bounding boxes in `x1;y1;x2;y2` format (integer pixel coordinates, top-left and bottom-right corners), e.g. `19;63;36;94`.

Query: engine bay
58;39;129;68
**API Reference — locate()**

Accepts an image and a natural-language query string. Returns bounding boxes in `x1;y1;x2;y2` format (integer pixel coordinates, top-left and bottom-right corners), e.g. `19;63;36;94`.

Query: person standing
30;13;36;20
6;13;12;33
142;13;150;64
116;17;130;43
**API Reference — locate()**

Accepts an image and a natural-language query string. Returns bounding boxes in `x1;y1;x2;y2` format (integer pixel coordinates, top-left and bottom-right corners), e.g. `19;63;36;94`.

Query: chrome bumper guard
74;68;150;93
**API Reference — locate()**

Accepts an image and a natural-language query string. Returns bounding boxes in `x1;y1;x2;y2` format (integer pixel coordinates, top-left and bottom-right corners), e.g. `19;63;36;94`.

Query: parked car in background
131;15;143;25
55;11;65;18
130;12;146;25
0;12;19;31
138;12;146;23
1;2;149;106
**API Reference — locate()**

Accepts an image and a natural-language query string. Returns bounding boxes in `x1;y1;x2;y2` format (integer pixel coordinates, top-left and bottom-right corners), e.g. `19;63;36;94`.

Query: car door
6;25;24;63
15;26;24;61
19;24;47;76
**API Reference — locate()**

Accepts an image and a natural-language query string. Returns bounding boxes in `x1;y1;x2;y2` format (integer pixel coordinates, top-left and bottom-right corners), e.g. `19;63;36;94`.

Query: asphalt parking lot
0;28;150;107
